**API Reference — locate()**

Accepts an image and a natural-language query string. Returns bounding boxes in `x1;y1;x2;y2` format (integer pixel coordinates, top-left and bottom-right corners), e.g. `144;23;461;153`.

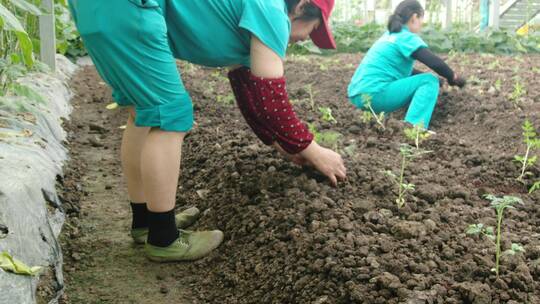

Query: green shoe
144;229;224;262
130;207;201;244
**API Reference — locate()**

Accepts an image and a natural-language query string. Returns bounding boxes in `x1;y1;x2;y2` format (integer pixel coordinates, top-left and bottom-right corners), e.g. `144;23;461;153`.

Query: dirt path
59;67;196;303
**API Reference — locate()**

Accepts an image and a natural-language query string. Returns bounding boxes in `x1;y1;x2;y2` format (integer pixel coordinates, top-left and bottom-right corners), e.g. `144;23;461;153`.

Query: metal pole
39;0;56;71
490;0;500;29
444;0;453;29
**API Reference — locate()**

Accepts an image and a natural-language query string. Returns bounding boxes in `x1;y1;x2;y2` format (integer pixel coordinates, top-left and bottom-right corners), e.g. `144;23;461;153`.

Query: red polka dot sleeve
228;67;314;154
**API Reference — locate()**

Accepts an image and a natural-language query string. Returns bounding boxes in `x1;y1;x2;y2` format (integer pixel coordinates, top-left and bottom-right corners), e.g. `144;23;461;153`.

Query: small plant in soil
404;124;431;150
217;93;235;105
488;59;501;70
509;80;526;107
210;70;228;83
529;181;540;194
514;119;540;181
360;94;385;130
318;107;337;123
308;123;342;150
466;195;524;277
304;84;317;111
494;78;502;91
383;143;430;208
203;83;215;97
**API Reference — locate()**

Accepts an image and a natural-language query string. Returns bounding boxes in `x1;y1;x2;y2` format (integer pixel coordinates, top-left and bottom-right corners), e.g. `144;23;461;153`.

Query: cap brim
310;16;336;49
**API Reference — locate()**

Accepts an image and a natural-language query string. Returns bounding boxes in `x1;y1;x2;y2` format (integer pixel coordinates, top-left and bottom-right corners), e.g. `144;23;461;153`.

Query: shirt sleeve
411;47;455;82
397;32;428;58
238;0;291;59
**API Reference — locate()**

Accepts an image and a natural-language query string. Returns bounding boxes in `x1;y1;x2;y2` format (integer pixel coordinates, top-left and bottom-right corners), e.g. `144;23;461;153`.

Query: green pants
350;73;439;128
67;0;193;132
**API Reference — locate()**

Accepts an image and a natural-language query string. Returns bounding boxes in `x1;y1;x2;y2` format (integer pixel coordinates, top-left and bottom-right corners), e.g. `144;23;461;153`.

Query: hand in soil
300;141;346;186
272;142;313;166
450;74;467;88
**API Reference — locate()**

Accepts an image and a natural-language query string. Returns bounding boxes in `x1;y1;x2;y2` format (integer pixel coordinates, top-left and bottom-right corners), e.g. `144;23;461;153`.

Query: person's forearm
412;48;455;82
228;67;313;154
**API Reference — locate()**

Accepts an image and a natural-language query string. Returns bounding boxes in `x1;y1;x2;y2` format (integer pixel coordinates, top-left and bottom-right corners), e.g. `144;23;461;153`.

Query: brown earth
54;53;540;304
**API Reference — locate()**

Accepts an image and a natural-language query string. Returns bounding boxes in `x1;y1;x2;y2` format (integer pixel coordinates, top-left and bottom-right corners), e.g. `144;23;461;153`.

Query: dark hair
285;0;322;21
387;0;424;33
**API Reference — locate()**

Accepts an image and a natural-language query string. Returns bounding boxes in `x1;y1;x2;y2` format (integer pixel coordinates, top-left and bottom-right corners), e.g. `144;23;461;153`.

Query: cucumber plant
383;143;431;208
404;124;432;150
318;107;337;123
529;181;540;194
305;84;317;111
494;78;502;91
466;195;524;277
514;119;540;181
308;123;342;150
217;93;235;105
360;94;385;130
509;80;526;108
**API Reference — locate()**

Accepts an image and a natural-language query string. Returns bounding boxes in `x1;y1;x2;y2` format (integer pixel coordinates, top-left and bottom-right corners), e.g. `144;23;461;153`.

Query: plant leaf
106;103;119;110
0;251;42;276
0;3;25;32
7;0;41;15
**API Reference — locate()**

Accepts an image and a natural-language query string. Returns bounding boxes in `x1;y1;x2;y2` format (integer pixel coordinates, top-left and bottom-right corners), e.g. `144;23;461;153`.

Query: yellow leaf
106;103;118;110
0;251;42;276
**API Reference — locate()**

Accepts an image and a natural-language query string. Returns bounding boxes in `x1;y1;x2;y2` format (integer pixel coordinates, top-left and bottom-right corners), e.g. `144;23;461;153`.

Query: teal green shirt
166;0;291;67
348;27;428;97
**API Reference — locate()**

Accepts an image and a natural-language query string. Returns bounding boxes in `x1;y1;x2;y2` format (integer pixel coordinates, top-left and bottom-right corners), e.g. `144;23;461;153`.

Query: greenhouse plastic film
0;55;78;304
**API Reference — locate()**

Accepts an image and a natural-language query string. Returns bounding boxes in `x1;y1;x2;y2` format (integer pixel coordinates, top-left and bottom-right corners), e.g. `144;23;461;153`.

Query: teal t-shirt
166;0;291;67
348;27;428;97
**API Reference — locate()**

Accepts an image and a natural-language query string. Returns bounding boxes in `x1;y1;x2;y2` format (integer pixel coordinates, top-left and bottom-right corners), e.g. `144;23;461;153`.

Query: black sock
130;202;149;229
147;209;179;247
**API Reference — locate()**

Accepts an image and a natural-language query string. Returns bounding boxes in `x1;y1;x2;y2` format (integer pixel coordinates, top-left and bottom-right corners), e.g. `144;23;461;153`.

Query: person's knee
417;74;439;93
421;74;439;86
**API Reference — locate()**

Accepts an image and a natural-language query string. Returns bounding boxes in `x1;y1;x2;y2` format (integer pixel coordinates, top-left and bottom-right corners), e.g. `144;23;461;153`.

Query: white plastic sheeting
0;55;78;304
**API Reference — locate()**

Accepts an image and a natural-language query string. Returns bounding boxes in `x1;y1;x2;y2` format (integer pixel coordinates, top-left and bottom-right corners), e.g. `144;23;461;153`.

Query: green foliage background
289;23;540;55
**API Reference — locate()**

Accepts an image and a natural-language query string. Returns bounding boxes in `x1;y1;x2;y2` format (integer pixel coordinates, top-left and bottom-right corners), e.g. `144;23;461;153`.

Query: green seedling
305;84;317;111
217;93;235;105
360;94;385;130
404;124;432;150
529;181;540;194
466;195;524;277
509;80;526;107
309;123;342;150
494;78;502;91
319;107;337;123
383;144;431;208
514;120;540;181
488;59;501;70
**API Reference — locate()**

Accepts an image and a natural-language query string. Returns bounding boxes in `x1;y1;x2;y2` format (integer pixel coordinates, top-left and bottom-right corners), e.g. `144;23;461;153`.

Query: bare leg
141;128;185;212
121;107;150;203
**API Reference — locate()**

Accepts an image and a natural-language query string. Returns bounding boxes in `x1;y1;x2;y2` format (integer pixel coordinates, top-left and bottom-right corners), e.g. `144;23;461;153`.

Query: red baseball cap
310;0;337;49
